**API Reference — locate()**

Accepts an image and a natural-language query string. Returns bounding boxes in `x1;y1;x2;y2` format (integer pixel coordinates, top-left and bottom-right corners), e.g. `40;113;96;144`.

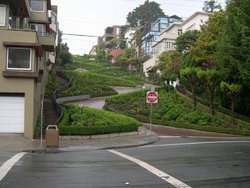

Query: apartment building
143;12;209;77
0;0;58;138
98;25;121;44
141;16;182;57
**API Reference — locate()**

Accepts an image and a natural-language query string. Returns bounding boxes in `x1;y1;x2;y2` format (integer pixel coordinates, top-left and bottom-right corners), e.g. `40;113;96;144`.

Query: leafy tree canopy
203;0;222;13
190;11;225;67
175;30;200;54
217;0;250;89
126;0;165;29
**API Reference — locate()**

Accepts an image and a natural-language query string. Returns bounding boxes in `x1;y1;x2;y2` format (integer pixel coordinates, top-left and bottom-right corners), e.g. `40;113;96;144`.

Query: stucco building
143;12;210;77
0;0;58;138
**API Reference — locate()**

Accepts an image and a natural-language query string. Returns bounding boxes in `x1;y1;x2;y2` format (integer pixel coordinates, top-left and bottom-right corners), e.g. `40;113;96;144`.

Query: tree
197;69;221;115
216;0;250;115
191;11;225;68
220;82;242;125
55;30;72;66
119;25;129;49
203;0;221;13
175;30;200;54
96;44;107;63
180;67;202;107
126;0;165;56
59;43;72;66
158;51;182;83
126;0;165;28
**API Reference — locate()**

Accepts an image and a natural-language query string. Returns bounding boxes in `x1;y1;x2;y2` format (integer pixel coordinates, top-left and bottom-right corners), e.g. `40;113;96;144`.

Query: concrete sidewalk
0;127;159;153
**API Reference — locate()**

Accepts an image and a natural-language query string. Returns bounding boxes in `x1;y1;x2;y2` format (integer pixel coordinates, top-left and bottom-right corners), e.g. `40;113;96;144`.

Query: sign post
146;91;158;132
79;104;83;114
40;99;43;149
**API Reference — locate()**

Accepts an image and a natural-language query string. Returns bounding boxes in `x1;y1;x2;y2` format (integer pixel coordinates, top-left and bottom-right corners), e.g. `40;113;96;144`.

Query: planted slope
105;87;219;126
60;105;140;135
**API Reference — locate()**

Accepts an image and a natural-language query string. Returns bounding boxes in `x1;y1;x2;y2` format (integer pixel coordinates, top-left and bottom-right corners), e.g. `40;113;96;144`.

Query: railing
9;17;30;30
52;72;72;125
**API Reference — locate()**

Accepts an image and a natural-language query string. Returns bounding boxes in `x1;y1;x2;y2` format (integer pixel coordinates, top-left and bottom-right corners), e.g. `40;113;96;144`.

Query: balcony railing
9;17;30;30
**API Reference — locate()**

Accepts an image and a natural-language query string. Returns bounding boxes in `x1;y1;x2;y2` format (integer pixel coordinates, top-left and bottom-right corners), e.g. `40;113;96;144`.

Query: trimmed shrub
59;105;140;135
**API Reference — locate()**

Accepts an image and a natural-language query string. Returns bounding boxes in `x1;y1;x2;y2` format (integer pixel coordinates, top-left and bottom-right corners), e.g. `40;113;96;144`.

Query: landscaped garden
59;56;145;98
59;104;140;135
104;87;250;136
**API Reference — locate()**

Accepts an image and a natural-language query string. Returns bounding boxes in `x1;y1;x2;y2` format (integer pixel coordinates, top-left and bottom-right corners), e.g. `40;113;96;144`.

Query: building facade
141;16;182;57
143;12;209;77
124;27;137;49
0;0;58;138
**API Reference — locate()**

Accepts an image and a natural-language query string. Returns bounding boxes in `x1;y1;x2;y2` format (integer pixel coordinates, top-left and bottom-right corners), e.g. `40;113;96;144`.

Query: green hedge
59;124;139;136
59;105;140;135
59;71;138;98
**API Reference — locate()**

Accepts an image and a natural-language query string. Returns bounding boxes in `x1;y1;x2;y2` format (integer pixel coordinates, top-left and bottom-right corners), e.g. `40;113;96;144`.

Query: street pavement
1;136;250;188
0;124;243;153
0;127;159;152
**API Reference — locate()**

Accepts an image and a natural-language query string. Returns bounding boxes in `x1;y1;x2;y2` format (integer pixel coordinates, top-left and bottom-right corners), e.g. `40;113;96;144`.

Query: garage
0;96;24;133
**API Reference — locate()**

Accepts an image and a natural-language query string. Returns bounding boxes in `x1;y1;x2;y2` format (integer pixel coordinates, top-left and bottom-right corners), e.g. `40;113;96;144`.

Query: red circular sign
147;91;158;103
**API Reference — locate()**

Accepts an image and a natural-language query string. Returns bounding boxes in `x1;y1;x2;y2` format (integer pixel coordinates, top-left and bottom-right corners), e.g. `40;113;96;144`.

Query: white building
143;11;210;77
124;27;137;48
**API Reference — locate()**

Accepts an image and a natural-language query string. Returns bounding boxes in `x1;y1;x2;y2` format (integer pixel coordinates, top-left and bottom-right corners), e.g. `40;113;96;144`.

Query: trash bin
46;125;59;147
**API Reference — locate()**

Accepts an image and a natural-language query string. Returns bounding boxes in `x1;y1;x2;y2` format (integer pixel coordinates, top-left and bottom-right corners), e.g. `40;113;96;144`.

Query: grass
60;56;145;98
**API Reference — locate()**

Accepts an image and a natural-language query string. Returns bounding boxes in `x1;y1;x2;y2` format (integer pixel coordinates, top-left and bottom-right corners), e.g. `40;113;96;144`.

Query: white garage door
0;96;24;133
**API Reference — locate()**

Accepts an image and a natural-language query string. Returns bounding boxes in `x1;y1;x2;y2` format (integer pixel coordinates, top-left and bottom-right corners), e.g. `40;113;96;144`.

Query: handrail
52;71;72;125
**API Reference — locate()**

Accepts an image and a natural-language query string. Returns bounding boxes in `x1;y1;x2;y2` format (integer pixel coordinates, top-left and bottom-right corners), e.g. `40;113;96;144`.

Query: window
31;24;45;36
7;48;32;70
178;29;182;36
0;4;6;26
30;0;45;12
51;13;57;24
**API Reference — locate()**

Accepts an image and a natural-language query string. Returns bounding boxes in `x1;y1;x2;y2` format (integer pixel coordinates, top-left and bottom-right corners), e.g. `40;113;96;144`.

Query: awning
3;42;43;57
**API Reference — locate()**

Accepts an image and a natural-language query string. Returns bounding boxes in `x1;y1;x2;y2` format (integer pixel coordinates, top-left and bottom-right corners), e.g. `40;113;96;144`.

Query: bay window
7;48;32;70
31;23;45;36
30;0;45;12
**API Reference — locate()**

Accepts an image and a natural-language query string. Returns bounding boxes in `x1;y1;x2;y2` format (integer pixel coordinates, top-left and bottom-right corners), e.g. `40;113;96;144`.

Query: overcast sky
51;0;225;55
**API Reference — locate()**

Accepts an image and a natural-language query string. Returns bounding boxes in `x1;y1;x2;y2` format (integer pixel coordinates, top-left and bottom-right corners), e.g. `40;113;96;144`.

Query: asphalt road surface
1;137;250;188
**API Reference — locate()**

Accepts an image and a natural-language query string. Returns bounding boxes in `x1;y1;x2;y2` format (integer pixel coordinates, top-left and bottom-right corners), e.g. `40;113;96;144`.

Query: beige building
0;0;58;138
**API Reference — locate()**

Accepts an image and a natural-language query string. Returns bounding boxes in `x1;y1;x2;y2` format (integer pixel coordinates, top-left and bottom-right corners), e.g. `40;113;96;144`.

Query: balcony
38;32;56;52
8;17;30;30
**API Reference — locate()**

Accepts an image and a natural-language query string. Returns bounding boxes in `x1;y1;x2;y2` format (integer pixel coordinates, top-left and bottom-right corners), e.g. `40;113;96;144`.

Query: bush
104;87;250;135
59;105;140;135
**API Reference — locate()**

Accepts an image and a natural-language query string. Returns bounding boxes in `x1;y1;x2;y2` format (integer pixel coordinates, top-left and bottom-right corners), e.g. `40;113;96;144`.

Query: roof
181;11;210;26
110;49;125;57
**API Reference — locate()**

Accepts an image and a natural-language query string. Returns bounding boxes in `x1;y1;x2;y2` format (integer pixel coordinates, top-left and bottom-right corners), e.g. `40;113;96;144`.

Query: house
98;25;121;44
124;27;137;48
0;0;58;138
110;48;125;64
142;16;182;57
143;11;210;77
143;23;182;77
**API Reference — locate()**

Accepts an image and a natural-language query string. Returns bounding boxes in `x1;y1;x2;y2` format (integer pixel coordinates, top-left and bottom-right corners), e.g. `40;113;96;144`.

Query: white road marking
0;152;27;181
109;150;191;188
159;136;182;138
141;141;250;148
